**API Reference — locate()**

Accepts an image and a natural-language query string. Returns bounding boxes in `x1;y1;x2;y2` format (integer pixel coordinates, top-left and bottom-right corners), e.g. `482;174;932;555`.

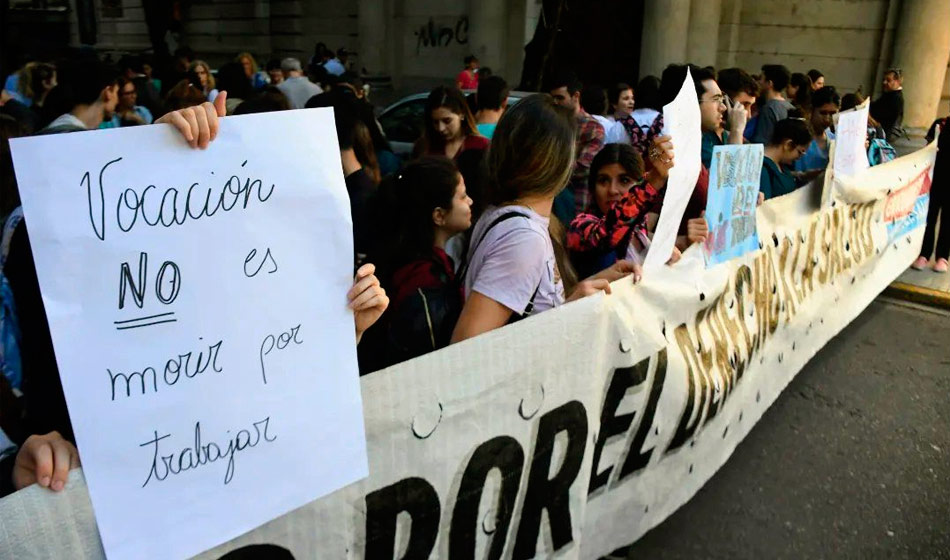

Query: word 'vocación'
84;157;277;240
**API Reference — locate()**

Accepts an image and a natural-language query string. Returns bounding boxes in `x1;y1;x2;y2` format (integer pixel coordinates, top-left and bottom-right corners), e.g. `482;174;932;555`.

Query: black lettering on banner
618;350;668;479
666;326;708;452
588;364;645;494
512;401;588;560
364;477;440;559
449;436;525;560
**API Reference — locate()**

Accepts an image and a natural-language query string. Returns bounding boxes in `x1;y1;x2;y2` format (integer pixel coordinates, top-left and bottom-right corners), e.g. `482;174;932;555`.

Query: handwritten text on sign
833;104;870;178
10;109;368;560
703;144;763;266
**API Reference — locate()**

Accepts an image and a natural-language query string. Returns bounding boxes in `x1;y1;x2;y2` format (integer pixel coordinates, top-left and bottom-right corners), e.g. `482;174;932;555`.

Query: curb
883;281;950;310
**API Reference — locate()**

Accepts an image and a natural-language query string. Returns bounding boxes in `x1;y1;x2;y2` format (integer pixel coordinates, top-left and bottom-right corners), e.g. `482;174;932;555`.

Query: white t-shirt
464;205;564;316
595;114;630;144
631;108;661;132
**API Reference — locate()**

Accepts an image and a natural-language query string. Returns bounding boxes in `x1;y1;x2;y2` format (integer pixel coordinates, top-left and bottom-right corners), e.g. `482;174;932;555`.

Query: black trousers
921;158;950;260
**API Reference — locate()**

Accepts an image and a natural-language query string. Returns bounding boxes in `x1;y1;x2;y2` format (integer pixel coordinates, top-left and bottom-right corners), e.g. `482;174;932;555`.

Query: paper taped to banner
0;143;937;560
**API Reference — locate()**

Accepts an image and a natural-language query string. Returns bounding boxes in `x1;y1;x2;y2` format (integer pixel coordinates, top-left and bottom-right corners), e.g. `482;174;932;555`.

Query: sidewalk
880;135;950;308
887;262;950;310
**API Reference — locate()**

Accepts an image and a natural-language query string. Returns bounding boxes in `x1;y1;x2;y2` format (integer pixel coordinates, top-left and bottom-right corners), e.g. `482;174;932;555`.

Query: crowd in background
0;42;947;500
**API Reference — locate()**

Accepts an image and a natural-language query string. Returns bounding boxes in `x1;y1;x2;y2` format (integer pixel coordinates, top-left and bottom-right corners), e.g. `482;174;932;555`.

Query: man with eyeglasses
870;68;904;142
99;76;153;129
699;72;747;169
795;86;840;173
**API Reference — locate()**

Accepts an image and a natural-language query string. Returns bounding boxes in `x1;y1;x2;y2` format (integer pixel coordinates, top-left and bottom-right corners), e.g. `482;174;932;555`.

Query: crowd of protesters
0;43;946;501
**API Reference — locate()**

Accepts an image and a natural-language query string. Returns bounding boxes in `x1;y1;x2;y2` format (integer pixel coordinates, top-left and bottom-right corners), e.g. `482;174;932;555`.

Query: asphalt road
625;297;950;560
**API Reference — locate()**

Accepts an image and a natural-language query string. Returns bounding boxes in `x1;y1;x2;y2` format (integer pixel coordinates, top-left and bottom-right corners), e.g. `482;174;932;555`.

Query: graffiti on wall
414;16;469;55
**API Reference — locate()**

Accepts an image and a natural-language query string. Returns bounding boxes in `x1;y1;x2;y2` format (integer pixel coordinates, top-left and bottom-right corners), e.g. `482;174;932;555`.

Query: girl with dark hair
787;72;813;111
213;62;253;114
414;86;488;160
760;118;813;200
567;140;674;278
99;76;153;128
451;95;642;343
609;83;635;121
807;69;825;90
364;157;473;368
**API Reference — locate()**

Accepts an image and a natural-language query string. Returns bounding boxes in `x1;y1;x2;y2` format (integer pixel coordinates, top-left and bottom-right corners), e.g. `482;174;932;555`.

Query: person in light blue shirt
323;48;347;76
98;77;153;128
474;75;508;140
794;86;840;172
3;73;28;106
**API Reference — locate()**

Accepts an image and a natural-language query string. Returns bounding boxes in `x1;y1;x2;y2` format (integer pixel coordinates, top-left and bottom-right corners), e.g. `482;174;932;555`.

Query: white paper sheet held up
833;103;870;178
644;68;703;270
9;109;368;560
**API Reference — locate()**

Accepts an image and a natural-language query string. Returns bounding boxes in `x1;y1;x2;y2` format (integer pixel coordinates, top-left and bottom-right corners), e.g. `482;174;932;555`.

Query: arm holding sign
683;212;708;247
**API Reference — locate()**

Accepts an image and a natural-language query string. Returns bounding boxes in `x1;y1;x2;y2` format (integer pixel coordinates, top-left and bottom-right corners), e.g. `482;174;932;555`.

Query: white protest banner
833;103;871;178
0;143;937;560
644;67;702;270
703;144;764;266
8;109;368;560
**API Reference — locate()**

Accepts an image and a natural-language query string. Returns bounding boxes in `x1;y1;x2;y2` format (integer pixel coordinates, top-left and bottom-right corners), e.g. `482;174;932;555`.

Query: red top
456;69;478;90
425;133;490;160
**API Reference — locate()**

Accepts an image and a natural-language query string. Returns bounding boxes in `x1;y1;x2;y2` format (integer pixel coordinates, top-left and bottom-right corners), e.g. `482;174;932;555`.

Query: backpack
0;207;24;392
868;138;897;166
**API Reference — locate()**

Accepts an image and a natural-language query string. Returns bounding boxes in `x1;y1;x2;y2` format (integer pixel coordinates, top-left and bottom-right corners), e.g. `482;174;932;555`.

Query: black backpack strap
456;211;529;284
506;277;543;325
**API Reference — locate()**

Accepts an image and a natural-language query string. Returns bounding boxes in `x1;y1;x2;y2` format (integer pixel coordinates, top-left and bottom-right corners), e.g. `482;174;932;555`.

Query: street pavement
624;297;950;560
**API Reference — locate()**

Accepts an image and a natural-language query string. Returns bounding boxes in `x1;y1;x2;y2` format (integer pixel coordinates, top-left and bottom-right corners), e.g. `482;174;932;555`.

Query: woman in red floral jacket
567;138;675;278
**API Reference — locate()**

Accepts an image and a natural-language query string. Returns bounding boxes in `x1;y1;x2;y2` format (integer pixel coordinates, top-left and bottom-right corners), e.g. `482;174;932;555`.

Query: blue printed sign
703;144;763;267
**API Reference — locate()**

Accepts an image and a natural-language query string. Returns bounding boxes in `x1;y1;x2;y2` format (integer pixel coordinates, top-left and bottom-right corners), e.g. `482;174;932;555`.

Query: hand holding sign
154;91;227;149
350;263;390;343
648;134;675;184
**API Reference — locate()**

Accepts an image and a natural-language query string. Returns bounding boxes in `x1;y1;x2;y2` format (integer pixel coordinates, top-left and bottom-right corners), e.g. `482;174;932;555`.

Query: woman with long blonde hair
188;60;219;102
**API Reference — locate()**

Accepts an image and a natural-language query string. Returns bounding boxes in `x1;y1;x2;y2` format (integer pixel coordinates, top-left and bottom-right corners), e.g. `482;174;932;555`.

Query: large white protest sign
833;103;871;178
645;68;702;270
8;109;368;559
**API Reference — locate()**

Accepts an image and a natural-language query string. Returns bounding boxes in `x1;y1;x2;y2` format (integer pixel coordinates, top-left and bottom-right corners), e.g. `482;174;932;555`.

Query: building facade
52;0;950;134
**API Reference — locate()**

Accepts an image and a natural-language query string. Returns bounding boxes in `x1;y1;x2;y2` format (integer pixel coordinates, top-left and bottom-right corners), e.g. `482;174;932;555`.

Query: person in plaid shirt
546;70;606;217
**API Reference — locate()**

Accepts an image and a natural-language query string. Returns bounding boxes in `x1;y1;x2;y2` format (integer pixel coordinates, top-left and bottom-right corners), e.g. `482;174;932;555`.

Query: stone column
686;0;722;68
717;0;743;69
891;0;950;133
358;0;388;75
639;0;691;78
